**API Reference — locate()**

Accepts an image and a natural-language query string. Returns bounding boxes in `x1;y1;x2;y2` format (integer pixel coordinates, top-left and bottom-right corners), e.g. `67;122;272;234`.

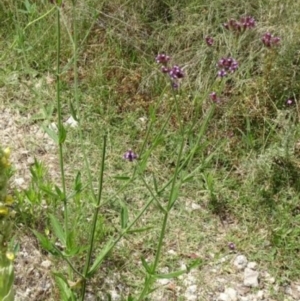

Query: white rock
41;260;52;269
186;284;197;294
109;290;120;301
224;287;238;301
256;290;264;300
64;116;78;128
157;278;170;285
191;202;201;210
217;293;230;301
244;267;259;287
247;261;257;270
233;255;248;270
184;285;198;301
14;177;25;186
49;122;58;132
167;249;177;256
239;297;250;301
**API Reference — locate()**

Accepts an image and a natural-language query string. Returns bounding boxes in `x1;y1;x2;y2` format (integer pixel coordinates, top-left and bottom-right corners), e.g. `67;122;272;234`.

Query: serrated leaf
87;239;114;278
49;214;66;247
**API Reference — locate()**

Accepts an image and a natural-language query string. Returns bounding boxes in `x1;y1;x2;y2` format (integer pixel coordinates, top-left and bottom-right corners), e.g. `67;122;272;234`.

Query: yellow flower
6;252;15;261
1;156;10;168
4;195;13;205
0;206;9;217
3;148;10;159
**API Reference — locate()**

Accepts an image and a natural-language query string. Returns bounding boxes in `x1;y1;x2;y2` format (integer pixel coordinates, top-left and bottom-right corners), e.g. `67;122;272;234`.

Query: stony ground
1;106;300;301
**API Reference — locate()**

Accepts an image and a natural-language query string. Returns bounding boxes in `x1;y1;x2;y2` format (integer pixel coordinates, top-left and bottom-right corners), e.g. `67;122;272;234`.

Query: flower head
169;65;184;79
228;242;236;250
262;32;280;47
205;36;214;46
217;57;238;77
124;150;138;162
286;99;294;106
223;16;256;32
156;54;171;65
156;54;185;88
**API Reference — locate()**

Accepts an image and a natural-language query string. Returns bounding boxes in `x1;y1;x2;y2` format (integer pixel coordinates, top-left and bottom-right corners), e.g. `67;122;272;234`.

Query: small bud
124;150;138;162
205;36;214;46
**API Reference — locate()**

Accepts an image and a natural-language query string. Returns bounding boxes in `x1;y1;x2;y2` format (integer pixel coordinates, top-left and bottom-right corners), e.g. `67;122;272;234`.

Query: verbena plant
3;0;300;299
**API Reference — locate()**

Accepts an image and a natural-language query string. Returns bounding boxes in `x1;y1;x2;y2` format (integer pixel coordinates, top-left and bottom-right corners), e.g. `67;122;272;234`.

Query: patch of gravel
1;106;300;300
0;107;59;189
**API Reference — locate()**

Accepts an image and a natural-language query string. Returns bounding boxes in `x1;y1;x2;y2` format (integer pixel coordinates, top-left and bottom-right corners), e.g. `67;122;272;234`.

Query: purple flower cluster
156;54;184;88
124;149;138;162
217;57;238;77
209;92;221;103
262;32;280;48
205;36;214;47
223;16;256;32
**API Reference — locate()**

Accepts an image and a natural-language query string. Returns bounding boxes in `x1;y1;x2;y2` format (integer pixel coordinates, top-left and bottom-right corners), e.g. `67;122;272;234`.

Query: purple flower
217;57;238;77
286;99;294;106
228;242;236;250
156;54;171;65
156;54;185;88
161;66;169;73
240;16;256;29
209;92;221;103
169;65;184;79
262;32;280;47
205;36;214;46
223;16;255;32
217;69;227;77
124;150;138;162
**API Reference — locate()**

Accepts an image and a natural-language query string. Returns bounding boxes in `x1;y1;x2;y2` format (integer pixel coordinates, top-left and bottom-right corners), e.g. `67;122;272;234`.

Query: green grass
1;0;300;299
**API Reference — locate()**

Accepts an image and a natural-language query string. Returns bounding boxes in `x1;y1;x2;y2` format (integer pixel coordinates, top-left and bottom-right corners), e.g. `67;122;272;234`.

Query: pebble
244;267;259;287
233;255;248;270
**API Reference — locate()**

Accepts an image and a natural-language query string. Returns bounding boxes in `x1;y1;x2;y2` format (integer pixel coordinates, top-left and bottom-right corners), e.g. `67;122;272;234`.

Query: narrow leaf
42;124;59;144
87;239;114;278
120;206;128;229
49;214;66;247
152;174;158;194
141;256;152;274
113;175;131;181
58;124;67;144
127;226;153;234
53;273;76;301
32;230;58;255
168;185;179;210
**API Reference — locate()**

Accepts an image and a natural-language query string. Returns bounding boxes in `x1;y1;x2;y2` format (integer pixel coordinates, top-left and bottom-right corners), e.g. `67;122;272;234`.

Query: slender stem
154;136;185;266
80;135;107;300
56;6;68;237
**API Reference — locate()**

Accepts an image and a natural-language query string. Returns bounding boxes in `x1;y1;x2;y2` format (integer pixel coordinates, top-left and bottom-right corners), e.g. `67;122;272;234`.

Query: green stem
56;6;68;237
80;135;107;300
